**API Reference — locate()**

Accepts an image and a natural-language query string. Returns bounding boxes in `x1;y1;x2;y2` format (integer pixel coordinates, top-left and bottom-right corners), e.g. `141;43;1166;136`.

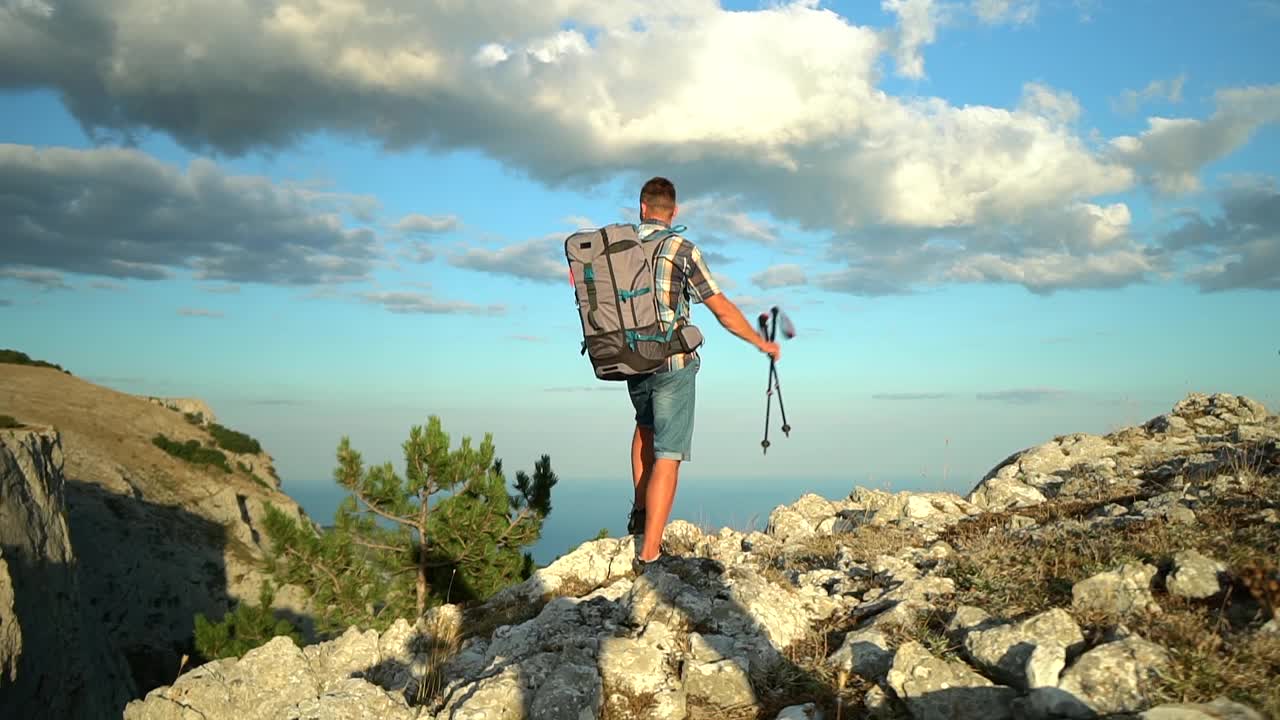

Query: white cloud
3;2;1278;297
882;0;939;80
1108;85;1280;194
1161;175;1280;291
752;264;808;289
448;236;565;284
361;291;505;316
395;213;459;234
1112;74;1187;115
973;0;1039;25
1019;82;1081;125
0;267;72;290
0;144;381;285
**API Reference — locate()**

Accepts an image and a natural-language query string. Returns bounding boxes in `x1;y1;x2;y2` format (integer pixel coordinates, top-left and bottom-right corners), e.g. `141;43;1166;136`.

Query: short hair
640;177;676;212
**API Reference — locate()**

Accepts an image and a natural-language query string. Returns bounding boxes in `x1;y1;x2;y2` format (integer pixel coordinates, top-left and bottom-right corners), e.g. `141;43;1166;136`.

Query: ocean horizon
282;474;961;567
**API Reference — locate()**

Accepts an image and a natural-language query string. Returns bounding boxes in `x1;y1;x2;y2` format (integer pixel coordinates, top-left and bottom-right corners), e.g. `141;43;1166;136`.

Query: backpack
565;223;705;381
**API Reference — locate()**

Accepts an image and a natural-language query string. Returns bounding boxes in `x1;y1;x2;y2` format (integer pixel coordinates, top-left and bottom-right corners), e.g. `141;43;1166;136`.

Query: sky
1;0;1278;500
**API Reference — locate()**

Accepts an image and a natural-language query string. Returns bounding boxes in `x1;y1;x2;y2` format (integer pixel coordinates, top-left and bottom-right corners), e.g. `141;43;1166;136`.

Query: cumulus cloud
882;0;940;79
678;197;779;246
3;1;1277;297
448;236;565;284
0;144;381;285
178;307;223;318
818;200;1158;295
1161;176;1280;291
361;291;505;316
0;1;1142;237
0;267;72;290
752;264;808;289
1108;85;1280;194
395;213;459;234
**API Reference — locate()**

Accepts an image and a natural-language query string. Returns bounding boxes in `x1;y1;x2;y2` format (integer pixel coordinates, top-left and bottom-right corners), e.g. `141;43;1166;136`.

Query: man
627;176;781;568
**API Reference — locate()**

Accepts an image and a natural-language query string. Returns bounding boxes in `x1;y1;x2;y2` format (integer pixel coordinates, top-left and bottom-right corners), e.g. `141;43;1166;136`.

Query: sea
283;475;924;567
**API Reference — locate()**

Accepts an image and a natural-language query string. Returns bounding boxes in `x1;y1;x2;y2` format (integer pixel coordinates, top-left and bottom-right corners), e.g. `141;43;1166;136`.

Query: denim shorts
627;357;699;461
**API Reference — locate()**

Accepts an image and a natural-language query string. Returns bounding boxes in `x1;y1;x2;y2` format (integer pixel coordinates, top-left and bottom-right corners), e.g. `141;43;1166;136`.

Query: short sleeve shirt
638;219;721;372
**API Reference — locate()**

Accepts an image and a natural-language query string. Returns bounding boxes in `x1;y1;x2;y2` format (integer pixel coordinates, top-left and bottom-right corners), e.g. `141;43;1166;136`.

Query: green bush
210;423;262;455
0;349;70;374
192;583;300;662
184;411;205;426
152;434;232;473
0;415;20;429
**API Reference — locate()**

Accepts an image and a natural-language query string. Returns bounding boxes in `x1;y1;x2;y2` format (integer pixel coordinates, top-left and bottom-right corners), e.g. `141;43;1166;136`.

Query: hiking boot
631;552;678;576
627;505;646;536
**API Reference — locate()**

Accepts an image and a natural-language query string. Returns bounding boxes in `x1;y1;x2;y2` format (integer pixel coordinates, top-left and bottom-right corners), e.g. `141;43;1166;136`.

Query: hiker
626;176;781;566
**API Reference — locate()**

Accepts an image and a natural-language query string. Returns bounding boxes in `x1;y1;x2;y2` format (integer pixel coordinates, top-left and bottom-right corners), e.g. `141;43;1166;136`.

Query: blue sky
1;0;1277;498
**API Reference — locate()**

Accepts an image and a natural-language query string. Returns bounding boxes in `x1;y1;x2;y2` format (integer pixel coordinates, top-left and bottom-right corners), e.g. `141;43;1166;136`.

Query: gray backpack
565;223;704;381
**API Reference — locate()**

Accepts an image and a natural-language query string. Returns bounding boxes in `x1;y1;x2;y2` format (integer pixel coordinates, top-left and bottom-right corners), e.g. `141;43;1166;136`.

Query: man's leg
637;358;699;562
632;424;654;508
639;458;680;561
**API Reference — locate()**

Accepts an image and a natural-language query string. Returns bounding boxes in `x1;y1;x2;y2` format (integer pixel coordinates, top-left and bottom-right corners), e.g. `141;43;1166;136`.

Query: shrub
0;415;19;429
0;349;70;374
209;423;262;455
152;434;232;473
192;583;300;662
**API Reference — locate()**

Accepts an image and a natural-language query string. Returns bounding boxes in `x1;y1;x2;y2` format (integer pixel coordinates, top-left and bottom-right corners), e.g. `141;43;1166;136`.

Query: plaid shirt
638;219;721;372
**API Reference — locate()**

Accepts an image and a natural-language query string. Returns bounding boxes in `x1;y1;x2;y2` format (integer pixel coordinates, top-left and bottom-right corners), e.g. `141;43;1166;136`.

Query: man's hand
759;340;781;362
704;294;782;361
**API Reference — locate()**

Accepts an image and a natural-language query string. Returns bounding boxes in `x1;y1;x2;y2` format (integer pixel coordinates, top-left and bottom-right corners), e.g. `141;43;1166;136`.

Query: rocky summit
116;392;1279;720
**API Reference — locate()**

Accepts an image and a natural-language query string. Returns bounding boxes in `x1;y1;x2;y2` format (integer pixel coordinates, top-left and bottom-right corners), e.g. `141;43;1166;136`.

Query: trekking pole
769;307;791;437
758;312;774;454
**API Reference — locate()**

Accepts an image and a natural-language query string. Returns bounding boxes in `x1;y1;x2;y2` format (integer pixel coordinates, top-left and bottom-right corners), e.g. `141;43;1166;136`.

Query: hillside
120;392;1279;720
0;363;317;716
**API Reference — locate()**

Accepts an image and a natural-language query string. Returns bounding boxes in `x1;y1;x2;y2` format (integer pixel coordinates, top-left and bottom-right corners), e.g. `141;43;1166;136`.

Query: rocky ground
120;392;1280;720
0;364;317;718
7;388;1274;719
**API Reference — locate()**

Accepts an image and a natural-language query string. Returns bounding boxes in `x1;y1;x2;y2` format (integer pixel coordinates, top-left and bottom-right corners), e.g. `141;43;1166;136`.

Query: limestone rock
885;641;1017;720
963;607;1084;689
683;657;757;710
1141;698;1266;719
0;429;136;720
826;628;892;680
775;703;822;719
1029;636;1171;718
1072;563;1161;617
767;504;817;543
1166;550;1228;600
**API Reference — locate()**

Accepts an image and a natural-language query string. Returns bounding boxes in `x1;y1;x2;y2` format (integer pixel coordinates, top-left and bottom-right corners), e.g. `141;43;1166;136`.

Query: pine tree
260;416;556;634
192;582;301;662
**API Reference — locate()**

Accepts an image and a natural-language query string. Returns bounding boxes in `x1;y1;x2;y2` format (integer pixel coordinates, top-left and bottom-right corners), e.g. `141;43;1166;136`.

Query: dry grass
413;610;463;705
937;463;1280;712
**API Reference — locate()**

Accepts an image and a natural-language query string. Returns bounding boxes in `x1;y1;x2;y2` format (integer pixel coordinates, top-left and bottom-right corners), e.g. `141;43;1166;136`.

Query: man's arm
704;293;781;361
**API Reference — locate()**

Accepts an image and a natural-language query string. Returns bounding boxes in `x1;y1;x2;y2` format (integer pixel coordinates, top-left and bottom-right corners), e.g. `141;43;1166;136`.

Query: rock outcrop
125;393;1280;719
0;364;318;717
0;428;136;719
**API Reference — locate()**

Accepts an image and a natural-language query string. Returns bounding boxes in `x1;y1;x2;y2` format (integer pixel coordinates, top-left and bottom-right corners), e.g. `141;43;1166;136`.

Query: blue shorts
627;357;699;461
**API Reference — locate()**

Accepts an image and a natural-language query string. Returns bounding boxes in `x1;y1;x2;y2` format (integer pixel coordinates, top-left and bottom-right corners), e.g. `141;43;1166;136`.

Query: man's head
640;176;677;223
